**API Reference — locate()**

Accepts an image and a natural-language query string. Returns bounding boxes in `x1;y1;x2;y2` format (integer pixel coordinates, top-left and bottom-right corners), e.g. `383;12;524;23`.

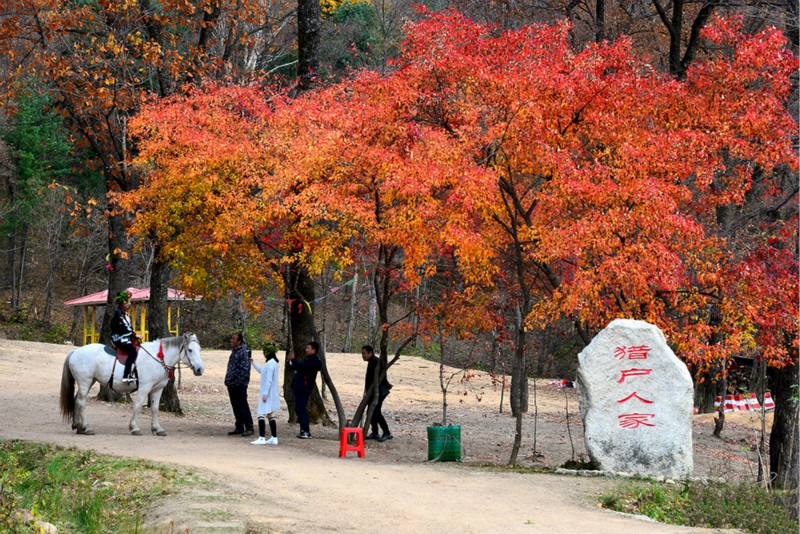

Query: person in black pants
224;332;254;437
287;341;322;439
362;345;393;442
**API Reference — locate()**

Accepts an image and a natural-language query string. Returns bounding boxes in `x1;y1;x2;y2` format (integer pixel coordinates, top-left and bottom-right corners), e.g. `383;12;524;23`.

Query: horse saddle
104;345;134;364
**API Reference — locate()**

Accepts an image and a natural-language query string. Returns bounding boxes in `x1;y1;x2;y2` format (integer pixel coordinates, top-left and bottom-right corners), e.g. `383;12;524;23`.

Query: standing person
287;341;322;439
362;345;393;442
110;290;139;383
250;341;281;445
224;332;254;437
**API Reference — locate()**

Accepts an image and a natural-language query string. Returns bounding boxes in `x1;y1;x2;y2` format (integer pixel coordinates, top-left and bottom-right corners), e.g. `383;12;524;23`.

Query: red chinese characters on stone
617;413;656;429
614;345;656;429
616;392;654;404
614;345;651;360
617;368;652;383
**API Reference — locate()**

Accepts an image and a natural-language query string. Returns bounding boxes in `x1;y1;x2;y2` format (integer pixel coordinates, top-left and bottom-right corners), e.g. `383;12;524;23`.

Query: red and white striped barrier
713;393;774;413
736;394;750;411
714;395;736;413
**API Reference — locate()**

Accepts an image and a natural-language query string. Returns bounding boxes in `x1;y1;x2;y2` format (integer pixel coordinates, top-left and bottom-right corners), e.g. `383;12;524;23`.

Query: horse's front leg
129;387;148;436
149;386;167;436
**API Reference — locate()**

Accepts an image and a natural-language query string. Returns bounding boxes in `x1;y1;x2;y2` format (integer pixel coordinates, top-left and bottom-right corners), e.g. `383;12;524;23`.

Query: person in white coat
250;342;282;445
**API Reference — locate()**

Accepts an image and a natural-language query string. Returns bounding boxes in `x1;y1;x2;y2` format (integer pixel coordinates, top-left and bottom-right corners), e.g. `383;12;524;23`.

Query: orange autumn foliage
119;72;495;309
388;11;797;371
121;10;797;373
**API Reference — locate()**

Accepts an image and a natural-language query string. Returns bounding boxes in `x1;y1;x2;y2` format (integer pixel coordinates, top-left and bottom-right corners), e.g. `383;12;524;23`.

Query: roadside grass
0;440;192;533
600;480;798;534
476;462;798;533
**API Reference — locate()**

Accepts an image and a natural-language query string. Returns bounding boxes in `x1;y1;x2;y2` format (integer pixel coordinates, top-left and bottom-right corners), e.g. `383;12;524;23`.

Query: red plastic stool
339;427;365;458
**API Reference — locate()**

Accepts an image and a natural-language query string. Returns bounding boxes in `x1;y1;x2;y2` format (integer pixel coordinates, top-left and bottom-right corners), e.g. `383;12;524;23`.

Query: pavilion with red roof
64;288;197;346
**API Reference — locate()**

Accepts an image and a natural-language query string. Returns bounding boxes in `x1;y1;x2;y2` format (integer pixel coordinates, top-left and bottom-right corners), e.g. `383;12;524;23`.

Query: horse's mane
160;335;186;351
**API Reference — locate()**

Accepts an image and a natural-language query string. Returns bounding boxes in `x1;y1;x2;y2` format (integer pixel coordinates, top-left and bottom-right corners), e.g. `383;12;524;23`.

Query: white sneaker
266;437;278;445
250;437;267;445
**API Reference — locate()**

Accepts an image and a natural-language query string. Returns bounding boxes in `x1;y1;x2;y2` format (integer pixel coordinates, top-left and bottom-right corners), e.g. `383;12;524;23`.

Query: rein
140;341;182;380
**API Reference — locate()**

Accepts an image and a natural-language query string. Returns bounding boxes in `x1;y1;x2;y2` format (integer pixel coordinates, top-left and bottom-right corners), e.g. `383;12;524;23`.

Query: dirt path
1;339;759;533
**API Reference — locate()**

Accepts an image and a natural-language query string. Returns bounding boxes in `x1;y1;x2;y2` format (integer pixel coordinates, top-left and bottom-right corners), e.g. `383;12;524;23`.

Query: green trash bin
427;425;462;462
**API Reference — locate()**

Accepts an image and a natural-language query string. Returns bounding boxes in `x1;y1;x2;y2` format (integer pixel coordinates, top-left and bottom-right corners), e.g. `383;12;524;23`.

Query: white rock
577;319;693;478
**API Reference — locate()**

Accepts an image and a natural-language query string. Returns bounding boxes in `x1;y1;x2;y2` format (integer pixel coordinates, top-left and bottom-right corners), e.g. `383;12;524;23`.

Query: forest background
0;0;797;489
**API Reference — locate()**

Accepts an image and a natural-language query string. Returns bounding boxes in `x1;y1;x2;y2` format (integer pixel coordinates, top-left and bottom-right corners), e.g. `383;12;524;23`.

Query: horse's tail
60;351;75;424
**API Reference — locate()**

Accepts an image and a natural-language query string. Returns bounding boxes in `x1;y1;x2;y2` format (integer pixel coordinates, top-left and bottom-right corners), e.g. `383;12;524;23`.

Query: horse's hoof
154;430;167;437
131;430;143;436
77;428;95;436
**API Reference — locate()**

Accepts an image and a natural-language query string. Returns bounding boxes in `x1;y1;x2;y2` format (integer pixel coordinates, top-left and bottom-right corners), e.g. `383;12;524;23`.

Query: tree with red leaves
121;10;797;479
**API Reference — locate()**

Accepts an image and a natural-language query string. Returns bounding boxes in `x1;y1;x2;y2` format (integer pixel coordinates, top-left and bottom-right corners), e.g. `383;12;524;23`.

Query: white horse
60;333;204;436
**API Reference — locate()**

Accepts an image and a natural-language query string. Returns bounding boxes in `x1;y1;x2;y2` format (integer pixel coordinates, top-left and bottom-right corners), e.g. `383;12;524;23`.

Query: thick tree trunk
652;0;718;79
787;0;799;58
510;308;529;417
147;250;170;340
148;252;181;414
374;250;392;379
342;272;358;353
367;276;377;343
280;0;331;429
100;213;129;343
712;375;727;438
297;0;320;91
156;379;182;414
769;361;799;489
510;347;529;416
595;0;605;42
693;370;718;413
283;265;333;427
439;347;449;425
666;0;683;76
509;307;528;465
97;212;129;403
231;292;245;333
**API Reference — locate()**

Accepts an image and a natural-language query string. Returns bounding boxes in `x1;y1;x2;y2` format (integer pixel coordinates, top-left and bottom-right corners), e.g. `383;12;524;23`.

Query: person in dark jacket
287;341;322;439
224;332;254;437
110;290;139;382
362;345;393;442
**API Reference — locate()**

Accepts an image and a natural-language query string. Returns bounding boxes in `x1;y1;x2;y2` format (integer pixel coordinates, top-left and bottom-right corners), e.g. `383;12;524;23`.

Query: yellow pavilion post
82;305;100;345
91;305;98;343
167;304;180;337
128;301;149;342
138;302;148;341
82;306;90;346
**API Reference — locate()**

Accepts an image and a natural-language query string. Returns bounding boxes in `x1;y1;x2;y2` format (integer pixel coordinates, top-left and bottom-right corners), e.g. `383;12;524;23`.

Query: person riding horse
110;290;140;382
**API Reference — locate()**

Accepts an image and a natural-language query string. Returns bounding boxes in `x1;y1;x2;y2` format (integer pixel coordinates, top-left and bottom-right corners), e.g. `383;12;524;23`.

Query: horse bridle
140;334;196;377
177;334;197;374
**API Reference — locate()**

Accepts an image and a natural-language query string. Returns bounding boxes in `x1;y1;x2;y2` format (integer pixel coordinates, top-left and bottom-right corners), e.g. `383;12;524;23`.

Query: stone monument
577;319;693;478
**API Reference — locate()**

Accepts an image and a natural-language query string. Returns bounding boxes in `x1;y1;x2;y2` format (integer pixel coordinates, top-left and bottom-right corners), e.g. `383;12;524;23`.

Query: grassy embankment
600;479;798;533
0;440;192;533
